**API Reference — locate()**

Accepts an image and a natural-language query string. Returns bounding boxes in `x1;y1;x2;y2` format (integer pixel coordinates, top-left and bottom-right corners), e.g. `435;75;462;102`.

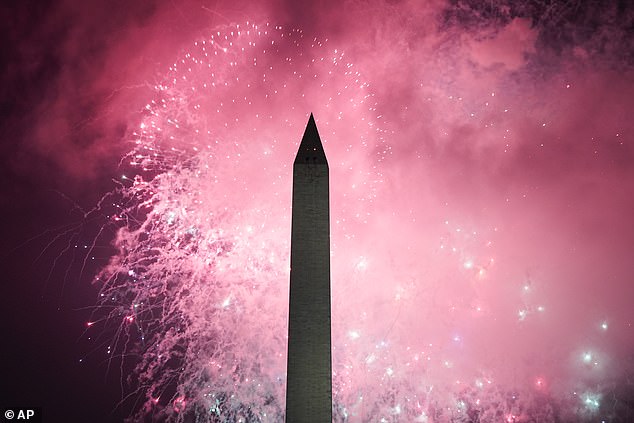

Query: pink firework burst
84;12;634;423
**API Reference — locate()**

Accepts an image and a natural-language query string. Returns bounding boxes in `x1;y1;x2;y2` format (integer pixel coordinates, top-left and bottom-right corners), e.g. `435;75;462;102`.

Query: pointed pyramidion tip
294;113;328;165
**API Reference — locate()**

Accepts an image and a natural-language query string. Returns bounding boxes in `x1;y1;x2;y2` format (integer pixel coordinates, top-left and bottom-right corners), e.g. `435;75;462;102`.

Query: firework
83;12;634;423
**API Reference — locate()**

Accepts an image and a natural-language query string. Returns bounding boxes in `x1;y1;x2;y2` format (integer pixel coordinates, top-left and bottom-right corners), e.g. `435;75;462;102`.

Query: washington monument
285;114;332;422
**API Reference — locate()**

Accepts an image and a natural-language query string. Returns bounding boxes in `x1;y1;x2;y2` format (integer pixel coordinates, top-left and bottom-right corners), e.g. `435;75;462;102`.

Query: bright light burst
94;22;389;422
84;17;633;422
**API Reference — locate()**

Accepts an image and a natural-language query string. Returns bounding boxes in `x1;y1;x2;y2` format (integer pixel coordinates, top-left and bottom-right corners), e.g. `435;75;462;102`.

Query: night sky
1;1;633;422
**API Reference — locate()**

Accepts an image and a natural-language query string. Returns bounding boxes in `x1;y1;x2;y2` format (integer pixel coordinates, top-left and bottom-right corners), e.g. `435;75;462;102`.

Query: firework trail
95;23;392;421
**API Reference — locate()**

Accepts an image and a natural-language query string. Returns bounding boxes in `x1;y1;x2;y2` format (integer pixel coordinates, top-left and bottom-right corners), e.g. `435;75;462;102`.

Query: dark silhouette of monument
285;114;332;422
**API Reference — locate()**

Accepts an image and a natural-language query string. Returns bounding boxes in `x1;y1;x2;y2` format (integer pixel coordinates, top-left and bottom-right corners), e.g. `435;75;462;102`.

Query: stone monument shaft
285;114;332;422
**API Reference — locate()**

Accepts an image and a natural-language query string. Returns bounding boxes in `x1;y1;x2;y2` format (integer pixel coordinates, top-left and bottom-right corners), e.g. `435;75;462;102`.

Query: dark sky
1;1;633;422
0;3;196;421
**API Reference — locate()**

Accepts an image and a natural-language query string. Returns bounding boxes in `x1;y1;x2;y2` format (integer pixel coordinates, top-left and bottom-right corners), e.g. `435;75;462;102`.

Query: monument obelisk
285;114;332;422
